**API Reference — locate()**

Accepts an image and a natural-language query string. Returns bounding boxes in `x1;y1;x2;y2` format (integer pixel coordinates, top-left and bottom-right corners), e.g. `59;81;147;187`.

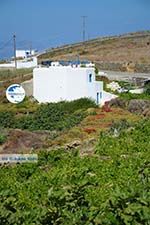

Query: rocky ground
109;99;150;117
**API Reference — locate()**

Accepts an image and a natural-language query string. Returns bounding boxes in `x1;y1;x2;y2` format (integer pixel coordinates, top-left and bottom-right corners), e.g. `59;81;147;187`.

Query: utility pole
30;41;32;56
13;34;17;68
81;16;87;43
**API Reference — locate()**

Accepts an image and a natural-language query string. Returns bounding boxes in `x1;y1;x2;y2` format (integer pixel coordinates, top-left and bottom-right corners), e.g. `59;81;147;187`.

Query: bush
109;119;131;134
57;98;97;114
0;128;149;225
0;135;6;144
95;67;99;75
119;92;150;100
0;119;150;224
144;82;150;95
12;98;96;131
0;111;15;128
96;119;150;157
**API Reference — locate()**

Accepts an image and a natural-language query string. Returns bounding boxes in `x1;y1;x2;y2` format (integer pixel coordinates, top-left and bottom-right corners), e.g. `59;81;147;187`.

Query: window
89;74;92;82
96;92;99;104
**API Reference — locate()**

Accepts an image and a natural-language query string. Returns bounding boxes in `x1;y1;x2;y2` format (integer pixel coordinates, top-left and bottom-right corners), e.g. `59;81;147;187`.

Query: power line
0;37;13;51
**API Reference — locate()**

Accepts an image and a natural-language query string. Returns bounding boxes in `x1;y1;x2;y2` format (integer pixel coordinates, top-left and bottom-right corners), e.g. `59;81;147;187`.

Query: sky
0;0;150;58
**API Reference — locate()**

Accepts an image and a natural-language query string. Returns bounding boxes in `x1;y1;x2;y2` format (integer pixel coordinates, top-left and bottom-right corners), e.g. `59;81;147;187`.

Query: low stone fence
96;61;150;73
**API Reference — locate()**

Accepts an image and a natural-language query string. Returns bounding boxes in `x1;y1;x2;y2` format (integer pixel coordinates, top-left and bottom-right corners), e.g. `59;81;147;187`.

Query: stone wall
96;61;150;73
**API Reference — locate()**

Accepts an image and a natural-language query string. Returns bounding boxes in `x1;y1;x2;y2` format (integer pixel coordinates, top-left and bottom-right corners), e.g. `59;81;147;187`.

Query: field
0;118;149;224
0;90;149;224
0;68;32;82
0;98;140;154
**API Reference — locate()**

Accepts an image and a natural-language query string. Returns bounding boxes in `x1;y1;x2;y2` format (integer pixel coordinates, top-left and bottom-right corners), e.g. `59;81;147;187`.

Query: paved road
103;70;150;82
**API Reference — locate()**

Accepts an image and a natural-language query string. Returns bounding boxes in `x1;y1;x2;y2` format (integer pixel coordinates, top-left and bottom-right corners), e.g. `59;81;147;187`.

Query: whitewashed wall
33;67;67;103
16;50;35;58
33;67;103;103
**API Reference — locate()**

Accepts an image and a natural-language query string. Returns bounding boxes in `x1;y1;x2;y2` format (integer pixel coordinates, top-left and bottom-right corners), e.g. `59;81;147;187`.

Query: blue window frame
96;92;99;104
89;74;92;82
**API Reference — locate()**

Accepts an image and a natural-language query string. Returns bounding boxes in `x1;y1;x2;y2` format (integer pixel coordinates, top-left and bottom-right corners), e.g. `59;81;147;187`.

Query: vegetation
0;73;149;224
119;92;150;100
117;81;135;90
144;82;150;95
0;111;15;128
0;97;38;114
0;134;6;144
0;119;149;224
0;98;97;131
95;67;99;75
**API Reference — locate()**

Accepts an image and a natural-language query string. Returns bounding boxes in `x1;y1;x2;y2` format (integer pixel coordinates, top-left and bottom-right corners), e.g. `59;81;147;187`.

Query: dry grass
39;32;150;65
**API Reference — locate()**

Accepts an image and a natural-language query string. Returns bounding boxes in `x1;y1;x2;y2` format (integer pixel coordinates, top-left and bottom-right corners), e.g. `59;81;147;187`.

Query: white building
16;57;38;69
33;66;103;104
16;50;36;59
0;57;38;69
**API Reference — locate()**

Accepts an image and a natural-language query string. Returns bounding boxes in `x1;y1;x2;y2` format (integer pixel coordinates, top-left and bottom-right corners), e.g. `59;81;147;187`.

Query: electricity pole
30;41;32;56
81;16;87;43
13;34;17;68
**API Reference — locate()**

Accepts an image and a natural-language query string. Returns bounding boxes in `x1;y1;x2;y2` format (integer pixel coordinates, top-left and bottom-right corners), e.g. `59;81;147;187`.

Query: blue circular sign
6;84;25;104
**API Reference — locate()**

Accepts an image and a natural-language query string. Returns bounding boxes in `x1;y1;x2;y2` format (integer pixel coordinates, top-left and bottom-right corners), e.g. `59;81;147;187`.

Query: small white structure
33;66;103;104
98;71;107;76
84;62;95;68
129;88;144;94
51;61;61;67
16;57;38;69
16;50;36;59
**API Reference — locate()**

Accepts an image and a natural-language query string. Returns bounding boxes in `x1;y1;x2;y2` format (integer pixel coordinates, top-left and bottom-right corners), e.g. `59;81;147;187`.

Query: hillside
39;31;150;73
0;74;150;224
0;109;150;224
0;31;150;224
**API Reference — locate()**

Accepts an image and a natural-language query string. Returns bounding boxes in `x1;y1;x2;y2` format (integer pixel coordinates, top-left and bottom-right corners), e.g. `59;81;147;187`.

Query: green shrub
119;92;150;100
96;119;150;157
57;98;97;113
109;119;131;135
12;98;96;131
0;134;6;144
0;111;15;128
144;82;150;95
0;138;149;224
95;67;99;75
0;118;149;224
14;116;35;130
